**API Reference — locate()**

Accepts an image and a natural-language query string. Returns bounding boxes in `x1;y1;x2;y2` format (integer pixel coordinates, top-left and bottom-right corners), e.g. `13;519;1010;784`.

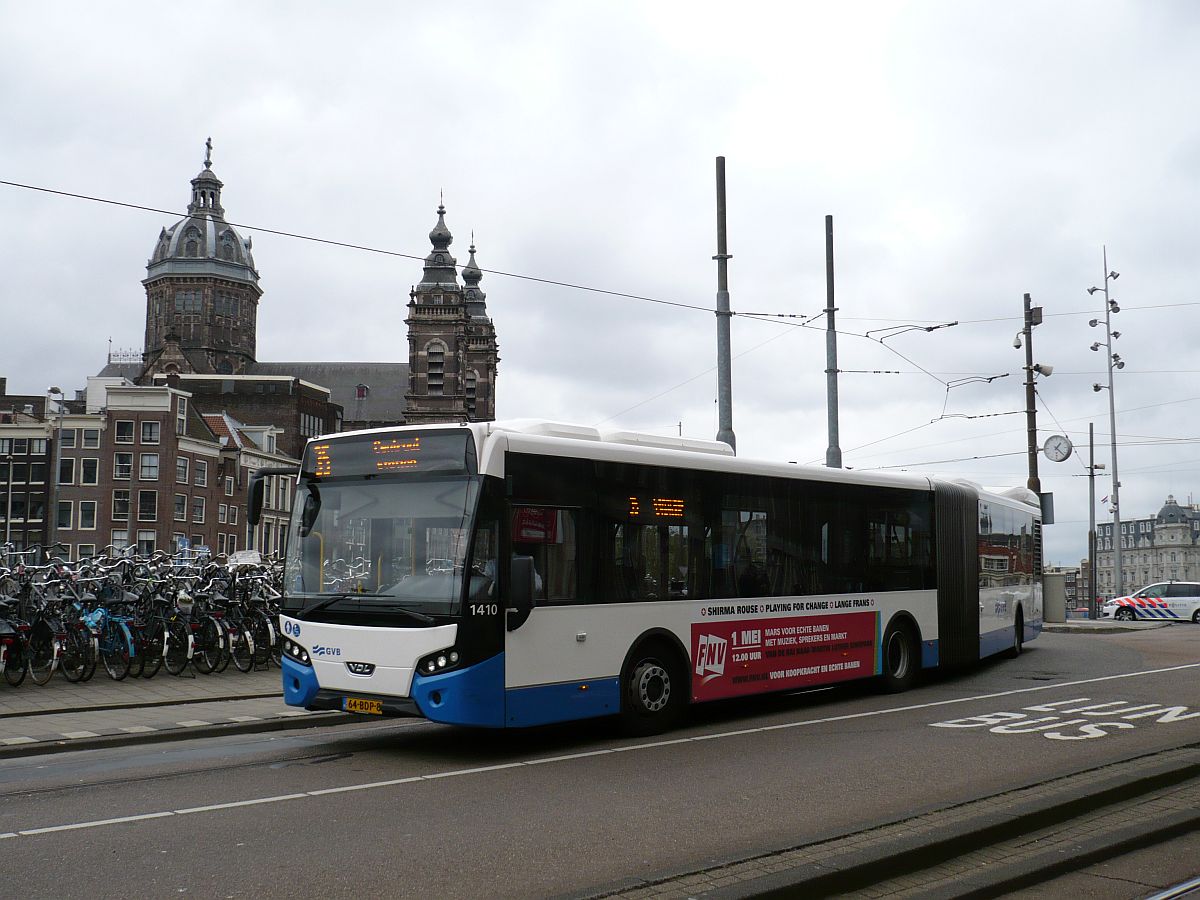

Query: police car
1102;582;1200;623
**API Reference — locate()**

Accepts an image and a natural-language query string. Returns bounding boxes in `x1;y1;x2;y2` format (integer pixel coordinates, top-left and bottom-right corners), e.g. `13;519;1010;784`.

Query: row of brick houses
1;377;294;559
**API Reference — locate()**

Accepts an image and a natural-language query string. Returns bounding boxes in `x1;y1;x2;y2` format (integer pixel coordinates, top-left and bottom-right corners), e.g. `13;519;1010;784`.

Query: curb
0;710;347;760
0;691;280;720
704;749;1200;899
1042;621;1173;634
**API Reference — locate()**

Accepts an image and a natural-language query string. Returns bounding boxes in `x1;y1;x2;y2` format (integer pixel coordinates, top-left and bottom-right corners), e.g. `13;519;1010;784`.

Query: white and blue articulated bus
252;420;1041;734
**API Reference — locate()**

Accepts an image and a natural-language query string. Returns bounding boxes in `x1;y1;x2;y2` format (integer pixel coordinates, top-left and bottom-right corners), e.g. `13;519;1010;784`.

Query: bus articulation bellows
252;420;1041;734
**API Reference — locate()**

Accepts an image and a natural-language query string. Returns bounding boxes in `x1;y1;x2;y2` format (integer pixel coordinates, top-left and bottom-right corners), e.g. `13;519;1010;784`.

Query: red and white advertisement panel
691;610;879;701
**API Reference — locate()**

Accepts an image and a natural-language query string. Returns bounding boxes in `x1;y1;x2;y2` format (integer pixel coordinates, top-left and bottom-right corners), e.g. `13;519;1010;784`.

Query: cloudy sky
3;1;1199;570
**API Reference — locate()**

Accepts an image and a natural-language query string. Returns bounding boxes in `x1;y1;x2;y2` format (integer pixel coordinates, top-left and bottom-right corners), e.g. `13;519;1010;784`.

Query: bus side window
511;506;578;604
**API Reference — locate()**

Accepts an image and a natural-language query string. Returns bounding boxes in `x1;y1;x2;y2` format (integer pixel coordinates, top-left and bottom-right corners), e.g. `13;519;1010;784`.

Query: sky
3;1;1200;570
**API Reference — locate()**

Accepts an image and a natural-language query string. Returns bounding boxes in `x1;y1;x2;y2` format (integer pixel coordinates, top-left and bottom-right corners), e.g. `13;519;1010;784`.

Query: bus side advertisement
692;606;879;701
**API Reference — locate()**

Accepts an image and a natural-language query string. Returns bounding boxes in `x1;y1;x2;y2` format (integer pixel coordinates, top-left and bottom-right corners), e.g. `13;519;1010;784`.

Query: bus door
503;505;613;726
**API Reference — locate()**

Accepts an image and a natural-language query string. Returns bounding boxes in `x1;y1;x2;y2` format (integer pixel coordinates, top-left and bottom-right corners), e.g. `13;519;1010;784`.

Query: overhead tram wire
3;177;1048;461
27;177;1192;458
0;178;712;315
15;176;1197;331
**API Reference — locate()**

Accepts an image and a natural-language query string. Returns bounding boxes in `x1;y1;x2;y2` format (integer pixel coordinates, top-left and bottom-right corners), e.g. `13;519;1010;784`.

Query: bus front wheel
620;643;685;735
878;621;918;694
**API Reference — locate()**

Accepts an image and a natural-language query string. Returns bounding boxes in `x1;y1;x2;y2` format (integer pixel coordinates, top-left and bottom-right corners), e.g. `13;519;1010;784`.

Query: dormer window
355;384;369;401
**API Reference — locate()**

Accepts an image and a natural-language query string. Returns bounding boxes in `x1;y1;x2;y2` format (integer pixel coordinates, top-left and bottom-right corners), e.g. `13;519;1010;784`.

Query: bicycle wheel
270;617;283;667
249;610;275;668
60;625;92;683
211;620;232;674
191;616;222;674
229;623;254;673
141;621;165;678
80;629;99;682
28;622;59;685
2;640;27;687
164;620;192;676
101;622;132;681
126;622;146;679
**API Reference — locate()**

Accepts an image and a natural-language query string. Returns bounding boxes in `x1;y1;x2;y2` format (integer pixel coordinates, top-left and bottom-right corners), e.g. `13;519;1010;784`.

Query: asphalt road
1;627;1197;899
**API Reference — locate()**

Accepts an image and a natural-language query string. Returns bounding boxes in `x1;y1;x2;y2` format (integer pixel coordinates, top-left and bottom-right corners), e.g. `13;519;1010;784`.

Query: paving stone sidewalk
0;666;337;755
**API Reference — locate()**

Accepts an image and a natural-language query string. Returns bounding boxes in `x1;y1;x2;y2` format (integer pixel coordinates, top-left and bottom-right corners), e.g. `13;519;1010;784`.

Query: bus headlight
283;638;312;666
417;649;460;675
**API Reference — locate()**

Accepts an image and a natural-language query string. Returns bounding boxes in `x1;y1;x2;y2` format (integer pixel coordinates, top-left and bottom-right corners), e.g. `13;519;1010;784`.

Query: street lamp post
1088;248;1123;599
3;453;13;550
46;387;64;560
1085;423;1106;619
1013;294;1052;503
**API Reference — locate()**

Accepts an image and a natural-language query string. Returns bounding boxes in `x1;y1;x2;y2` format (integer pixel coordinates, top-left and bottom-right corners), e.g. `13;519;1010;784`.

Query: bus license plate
344;697;383;715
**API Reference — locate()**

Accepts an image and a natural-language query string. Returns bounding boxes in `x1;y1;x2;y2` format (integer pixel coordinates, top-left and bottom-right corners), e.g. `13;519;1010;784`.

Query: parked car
1101;582;1200;623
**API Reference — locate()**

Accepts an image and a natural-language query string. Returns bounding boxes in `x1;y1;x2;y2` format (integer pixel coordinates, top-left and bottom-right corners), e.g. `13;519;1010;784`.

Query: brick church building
3;141;502;558
102;139;500;440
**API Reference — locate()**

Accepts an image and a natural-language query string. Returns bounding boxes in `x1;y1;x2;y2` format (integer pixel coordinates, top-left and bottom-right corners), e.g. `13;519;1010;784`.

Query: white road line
19;811;174;836
174;794;308;815
60;731;99;740
177;720;211;728
1;737;36;745
306;776;423;796
119;726;156;734
7;662;1198;840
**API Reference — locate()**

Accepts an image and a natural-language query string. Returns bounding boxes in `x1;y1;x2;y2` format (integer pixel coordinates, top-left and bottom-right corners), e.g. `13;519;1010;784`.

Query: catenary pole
713;157;736;453
825;215;842;468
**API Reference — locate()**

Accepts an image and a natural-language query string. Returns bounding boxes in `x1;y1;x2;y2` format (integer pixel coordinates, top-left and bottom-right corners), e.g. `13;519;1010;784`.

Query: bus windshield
282;475;481;621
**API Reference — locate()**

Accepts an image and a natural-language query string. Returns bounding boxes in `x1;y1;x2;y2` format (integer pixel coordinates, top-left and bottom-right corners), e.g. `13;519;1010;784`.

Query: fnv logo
695;634;727;683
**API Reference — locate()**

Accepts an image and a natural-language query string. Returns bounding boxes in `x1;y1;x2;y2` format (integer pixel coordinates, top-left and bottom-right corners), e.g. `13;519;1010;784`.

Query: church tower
142;139;262;377
404;203;499;424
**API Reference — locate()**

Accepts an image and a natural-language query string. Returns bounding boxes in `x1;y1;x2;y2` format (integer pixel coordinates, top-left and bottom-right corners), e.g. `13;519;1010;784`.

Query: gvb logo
695;634;727;683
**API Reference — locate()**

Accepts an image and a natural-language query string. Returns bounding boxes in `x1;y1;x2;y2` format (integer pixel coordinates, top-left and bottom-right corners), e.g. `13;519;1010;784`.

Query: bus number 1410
471;604;499;616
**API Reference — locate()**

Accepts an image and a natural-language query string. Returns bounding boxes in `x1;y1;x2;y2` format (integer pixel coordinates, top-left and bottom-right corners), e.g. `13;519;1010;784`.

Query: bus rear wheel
620;643;685;735
878;621;918;694
1006;611;1024;659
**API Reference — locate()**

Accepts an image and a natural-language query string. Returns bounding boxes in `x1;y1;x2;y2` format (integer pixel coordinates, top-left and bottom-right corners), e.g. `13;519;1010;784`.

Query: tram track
589;744;1200;899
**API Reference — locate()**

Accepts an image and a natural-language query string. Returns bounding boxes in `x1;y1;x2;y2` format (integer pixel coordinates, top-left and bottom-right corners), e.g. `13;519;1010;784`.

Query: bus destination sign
302;430;477;479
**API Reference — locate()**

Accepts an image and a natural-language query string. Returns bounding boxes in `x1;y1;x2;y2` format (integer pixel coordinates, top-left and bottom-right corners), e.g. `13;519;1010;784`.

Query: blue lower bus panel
411;653;506;728
504;677;620;727
282;655;321;707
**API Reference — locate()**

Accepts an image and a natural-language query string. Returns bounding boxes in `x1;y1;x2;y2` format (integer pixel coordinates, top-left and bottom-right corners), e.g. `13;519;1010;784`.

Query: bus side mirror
247;466;297;528
248;476;266;527
506;555;536;632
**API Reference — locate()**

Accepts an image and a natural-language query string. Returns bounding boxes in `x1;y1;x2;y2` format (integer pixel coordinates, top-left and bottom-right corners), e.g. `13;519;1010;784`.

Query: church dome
146;139;259;286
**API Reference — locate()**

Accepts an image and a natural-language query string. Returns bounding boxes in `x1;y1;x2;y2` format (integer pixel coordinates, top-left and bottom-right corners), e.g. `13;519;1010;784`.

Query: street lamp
1087;247;1123;598
46;386;64;559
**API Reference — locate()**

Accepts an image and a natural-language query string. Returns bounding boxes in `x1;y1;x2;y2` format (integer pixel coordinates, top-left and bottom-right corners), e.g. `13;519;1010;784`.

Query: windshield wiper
296;593;359;618
373;604;436;624
295;594;436;624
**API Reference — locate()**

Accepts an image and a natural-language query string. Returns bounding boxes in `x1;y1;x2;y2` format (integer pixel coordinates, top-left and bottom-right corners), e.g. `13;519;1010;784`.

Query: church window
175;291;202;315
215;292;239;318
184;227;202;257
465;370;478;414
426;343;446;396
